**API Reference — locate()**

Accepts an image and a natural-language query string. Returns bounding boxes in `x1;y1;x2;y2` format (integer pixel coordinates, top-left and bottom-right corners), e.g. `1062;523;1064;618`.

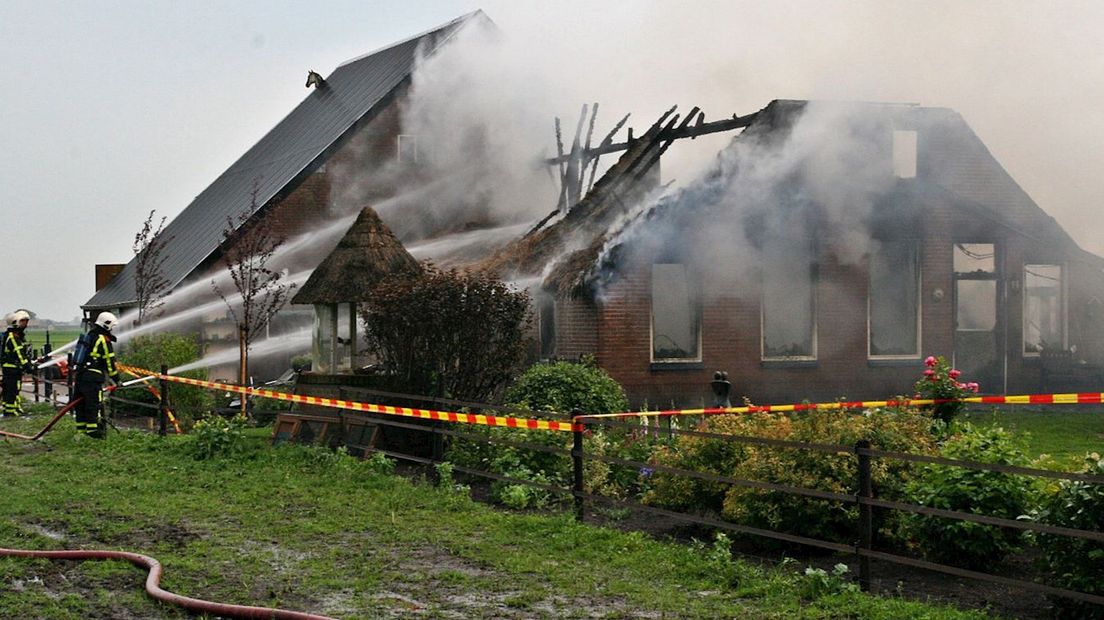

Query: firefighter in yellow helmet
2;310;34;417
74;312;120;438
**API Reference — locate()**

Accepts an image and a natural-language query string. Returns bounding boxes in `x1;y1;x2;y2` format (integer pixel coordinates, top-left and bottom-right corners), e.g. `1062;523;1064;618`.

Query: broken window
893;130;917;178
651;263;701;362
762;244;816;360
954;243;995;274
869;241;920;357
539;296;556;359
336;302;354;371
956;280;997;331
312;304;335;374
397;134;418;163
1023;264;1063;354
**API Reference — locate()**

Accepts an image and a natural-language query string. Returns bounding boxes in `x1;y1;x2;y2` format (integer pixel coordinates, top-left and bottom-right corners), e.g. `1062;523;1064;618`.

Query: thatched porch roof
292;206;421;304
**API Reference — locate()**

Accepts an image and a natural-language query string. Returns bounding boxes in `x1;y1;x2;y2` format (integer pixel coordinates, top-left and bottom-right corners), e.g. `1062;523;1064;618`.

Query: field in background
22;328;81;356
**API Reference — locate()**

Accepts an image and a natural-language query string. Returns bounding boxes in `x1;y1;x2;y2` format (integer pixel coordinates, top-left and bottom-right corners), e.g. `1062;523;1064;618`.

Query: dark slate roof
85;11;485;311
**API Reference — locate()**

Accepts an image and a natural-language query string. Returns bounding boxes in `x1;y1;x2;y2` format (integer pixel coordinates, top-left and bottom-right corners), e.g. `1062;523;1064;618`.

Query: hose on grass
0;547;338;620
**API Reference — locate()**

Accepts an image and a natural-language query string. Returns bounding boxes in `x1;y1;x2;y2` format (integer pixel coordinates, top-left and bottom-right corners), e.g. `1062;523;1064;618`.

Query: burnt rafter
544;109;757;167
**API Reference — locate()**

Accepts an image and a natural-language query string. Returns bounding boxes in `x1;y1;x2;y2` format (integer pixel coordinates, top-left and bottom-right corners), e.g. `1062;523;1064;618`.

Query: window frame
1022;263;1066;356
397;134;418;163
649;263;703;364
867;240;922;360
760;255;818;362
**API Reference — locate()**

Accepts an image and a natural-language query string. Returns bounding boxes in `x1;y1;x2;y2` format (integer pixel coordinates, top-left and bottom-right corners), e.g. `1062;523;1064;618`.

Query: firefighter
74;312;120;438
2;310;34;417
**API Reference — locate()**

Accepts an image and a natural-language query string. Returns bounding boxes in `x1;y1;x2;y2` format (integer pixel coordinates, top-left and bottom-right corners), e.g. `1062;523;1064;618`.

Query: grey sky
2;0;1102;321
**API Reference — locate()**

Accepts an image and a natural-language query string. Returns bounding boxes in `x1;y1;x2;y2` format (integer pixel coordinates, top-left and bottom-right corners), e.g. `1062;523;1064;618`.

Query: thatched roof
292;206;422;304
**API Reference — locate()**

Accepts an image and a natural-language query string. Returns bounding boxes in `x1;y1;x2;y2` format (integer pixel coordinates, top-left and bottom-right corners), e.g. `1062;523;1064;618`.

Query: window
539;296;555;358
1023;264;1063;354
397;134;418;163
651;264;701;362
954;243;995;274
762;244;816;360
336;302;354;371
869;241;920;357
892;130;917;178
312;304;335;374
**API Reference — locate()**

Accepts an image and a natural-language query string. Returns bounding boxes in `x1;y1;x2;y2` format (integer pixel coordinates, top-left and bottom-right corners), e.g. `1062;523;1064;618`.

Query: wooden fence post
159;364;168;437
856;439;873;591
571;409;585;522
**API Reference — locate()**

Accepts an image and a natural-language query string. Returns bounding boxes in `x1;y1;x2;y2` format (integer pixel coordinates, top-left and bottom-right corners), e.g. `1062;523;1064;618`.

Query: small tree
212;190;295;413
360;267;531;401
132;209;173;325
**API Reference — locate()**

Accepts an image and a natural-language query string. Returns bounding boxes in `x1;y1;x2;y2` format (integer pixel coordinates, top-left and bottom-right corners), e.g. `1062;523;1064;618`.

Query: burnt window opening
761;243;817;360
539;296;556;359
1023;264;1064;354
651;263;701;362
868;240;921;357
893;130;917;179
397;134;418;164
954;243;995;274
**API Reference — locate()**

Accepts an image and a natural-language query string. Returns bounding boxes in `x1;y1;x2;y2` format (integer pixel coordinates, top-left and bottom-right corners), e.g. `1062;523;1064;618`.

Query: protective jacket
77;326;119;384
1;327;31;373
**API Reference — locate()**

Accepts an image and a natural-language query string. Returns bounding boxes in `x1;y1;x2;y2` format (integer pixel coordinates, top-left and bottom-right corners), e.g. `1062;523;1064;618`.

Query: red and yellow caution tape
118;364;1102;429
583;392;1104;420
117;365;577;432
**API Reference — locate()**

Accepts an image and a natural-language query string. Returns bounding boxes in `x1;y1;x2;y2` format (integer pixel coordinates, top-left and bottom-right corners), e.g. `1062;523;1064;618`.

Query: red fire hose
2;405;337;618
0;547;337;619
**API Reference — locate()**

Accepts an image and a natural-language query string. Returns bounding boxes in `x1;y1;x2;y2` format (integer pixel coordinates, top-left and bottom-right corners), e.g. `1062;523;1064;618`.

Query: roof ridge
336;10;483;69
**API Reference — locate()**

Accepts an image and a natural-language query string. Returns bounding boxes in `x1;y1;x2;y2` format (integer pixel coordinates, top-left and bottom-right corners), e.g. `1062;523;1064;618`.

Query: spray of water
168;329;311;375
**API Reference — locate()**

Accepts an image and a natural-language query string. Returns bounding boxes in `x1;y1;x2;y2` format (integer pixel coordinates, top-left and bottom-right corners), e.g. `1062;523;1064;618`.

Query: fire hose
0;547;337;620
0;396;336;617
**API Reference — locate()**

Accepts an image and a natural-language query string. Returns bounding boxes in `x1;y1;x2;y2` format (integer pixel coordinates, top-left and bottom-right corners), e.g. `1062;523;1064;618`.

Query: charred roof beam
544;110;757;166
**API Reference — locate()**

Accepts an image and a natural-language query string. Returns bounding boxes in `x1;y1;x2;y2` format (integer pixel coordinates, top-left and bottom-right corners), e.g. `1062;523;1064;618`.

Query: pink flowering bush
914;355;979;425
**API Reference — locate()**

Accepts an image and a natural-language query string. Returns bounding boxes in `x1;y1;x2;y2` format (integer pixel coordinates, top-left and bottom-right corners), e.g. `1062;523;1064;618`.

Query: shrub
914;355;979;426
445;361;631;509
503;359;628;416
118;333;213;427
900;423;1038;569
361;267;531;401
644;412;793;513
720;407;937;545
189;415;246;460
1030;452;1104;619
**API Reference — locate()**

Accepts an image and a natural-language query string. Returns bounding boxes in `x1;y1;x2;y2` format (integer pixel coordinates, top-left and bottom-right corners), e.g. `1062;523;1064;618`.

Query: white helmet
9;310;29;327
95;311;118;332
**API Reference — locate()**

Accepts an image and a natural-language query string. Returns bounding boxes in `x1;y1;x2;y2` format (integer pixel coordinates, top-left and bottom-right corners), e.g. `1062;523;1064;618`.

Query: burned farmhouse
495;99;1104;407
82;8;1104;408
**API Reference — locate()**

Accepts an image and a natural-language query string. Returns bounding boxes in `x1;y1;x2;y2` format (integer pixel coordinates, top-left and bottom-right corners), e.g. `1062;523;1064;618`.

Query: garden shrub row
445;358;1102;614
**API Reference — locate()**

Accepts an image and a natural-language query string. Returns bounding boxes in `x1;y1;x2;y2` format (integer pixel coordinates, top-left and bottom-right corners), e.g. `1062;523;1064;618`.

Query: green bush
503;359;628;415
900;423;1038;569
445;361;630;509
720;407;936;545
118;333;213;427
644;412;794;513
1030;452;1104;619
189;415;246;460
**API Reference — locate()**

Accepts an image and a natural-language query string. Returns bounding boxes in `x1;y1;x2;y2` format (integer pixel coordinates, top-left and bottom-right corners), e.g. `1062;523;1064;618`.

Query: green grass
961;406;1104;464
0;405;994;620
23;328;81;356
